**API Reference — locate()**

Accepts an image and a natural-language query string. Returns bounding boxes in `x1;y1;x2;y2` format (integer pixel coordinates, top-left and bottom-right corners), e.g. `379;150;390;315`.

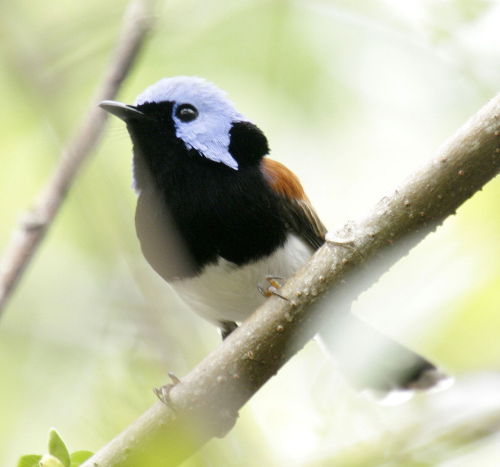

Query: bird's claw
325;232;356;249
154;372;181;409
258;276;289;301
220;320;238;340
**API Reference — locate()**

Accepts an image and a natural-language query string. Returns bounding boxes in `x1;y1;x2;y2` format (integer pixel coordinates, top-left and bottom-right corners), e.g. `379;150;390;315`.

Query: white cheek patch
174;109;239;170
135;76;247;171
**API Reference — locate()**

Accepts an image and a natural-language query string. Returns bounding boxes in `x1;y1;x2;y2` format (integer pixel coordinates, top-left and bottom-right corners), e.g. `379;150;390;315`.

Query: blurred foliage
1;0;499;465
17;428;93;467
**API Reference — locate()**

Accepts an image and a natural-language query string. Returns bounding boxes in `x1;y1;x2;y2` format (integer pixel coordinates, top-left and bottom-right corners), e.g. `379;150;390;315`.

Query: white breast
171;234;313;325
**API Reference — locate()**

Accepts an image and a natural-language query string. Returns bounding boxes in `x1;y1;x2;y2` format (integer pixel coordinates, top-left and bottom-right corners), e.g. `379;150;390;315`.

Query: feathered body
100;76;446;392
126;78;325;327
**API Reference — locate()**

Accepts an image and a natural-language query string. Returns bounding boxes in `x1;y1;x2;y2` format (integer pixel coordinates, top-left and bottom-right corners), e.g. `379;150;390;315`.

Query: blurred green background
1;0;500;465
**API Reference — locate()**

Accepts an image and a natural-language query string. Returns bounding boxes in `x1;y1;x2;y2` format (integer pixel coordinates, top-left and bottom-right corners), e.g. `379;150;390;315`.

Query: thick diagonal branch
82;95;499;467
0;0;155;313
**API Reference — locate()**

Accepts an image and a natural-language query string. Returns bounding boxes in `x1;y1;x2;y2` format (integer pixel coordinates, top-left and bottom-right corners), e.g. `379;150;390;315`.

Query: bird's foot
258;276;289;301
220;320;238;340
153;371;181;409
325;232;356;249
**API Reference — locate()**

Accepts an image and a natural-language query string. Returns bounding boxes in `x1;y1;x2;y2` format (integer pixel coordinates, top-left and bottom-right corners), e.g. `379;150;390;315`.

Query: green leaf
70;451;94;467
16;454;42;467
48;429;70;467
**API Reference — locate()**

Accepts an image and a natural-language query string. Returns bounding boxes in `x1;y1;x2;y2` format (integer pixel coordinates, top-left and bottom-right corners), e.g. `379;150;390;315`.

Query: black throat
127;102;288;280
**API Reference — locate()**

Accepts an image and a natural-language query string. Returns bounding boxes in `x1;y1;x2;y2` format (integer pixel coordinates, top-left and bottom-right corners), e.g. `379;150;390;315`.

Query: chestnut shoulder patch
261;158;307;201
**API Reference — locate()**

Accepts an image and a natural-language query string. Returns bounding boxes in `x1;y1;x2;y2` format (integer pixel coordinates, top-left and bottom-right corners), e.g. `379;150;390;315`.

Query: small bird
100;76;446;393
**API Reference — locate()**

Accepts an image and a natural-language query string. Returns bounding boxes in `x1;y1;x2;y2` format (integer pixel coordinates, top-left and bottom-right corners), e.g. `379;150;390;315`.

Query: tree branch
0;0;155;313
82;94;499;466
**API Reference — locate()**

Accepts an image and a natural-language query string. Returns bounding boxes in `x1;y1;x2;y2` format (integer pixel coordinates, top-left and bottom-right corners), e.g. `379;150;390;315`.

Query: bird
100;76;447;394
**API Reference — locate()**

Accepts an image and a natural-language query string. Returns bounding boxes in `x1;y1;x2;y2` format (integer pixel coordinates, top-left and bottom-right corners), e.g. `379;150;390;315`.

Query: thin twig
82;96;499;467
0;0;155;313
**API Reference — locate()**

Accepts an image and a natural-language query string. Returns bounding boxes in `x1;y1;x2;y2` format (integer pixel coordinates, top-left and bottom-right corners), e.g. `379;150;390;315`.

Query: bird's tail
318;313;449;394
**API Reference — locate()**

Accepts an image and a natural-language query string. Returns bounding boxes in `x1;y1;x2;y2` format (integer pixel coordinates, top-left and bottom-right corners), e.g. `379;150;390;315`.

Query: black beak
99;100;146;121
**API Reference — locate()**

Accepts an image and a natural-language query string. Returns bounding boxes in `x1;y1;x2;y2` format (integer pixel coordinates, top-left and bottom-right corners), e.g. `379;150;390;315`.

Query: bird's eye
175;103;198;122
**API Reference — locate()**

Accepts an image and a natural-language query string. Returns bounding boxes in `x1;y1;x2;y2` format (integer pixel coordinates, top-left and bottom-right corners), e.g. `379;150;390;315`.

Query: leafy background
1;0;499;465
